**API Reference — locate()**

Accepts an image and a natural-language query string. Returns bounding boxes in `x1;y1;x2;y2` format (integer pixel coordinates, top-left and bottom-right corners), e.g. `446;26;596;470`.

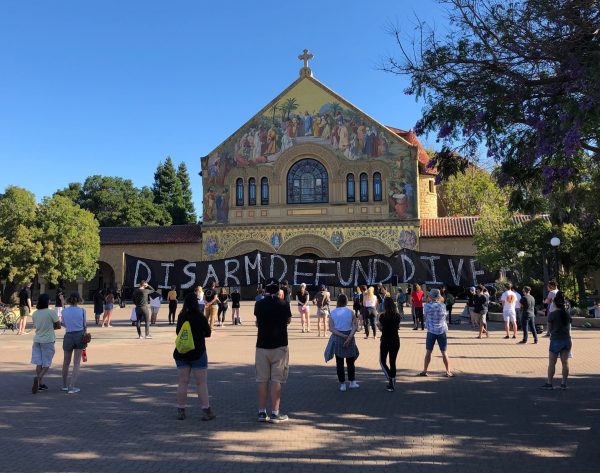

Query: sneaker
176;408;186;420
534;340;538;344
348;381;360;389
67;387;81;394
560;384;568;390
201;407;216;421
339;383;347;392
268;413;289;423
518;340;527;344
417;372;428;377
540;383;553;390
257;411;270;422
145;335;152;339
386;380;395;392
503;335;510;339
512;335;516;339
61;387;69;392
412;327;418;331
38;384;48;391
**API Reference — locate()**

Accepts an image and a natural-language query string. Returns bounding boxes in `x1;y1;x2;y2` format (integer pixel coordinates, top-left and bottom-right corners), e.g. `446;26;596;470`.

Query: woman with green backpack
173;292;215;421
443;287;455;325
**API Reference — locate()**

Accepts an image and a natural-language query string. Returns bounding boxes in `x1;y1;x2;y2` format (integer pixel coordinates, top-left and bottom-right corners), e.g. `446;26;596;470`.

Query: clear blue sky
0;0;447;215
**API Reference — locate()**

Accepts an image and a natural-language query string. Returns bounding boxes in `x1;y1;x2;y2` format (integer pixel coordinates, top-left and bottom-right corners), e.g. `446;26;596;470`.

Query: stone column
38;276;48;296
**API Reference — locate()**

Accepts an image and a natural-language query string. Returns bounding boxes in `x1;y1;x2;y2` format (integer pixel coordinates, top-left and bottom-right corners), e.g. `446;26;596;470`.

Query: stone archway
278;234;338;258
338;238;393;258
83;261;116;301
224;240;273;258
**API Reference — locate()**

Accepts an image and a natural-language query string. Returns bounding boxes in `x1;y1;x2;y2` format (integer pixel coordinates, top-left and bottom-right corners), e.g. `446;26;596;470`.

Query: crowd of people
19;276;575;423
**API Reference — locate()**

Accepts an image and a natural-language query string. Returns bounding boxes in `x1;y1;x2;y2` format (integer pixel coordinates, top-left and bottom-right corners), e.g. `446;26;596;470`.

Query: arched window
373;172;382;201
261;177;269;205
346;174;355;202
235;178;244;206
248;177;256;206
359;173;368;202
287;158;329;204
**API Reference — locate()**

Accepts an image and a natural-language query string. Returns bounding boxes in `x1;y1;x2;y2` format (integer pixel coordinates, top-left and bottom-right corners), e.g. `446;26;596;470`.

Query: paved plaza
1;302;599;473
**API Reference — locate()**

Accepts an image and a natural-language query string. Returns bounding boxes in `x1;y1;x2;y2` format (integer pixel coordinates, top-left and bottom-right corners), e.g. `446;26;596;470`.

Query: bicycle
0;304;18;333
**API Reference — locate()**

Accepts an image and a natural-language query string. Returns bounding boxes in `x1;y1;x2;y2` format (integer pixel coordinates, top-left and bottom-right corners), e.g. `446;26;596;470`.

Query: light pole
516;251;525;284
550;237;561;288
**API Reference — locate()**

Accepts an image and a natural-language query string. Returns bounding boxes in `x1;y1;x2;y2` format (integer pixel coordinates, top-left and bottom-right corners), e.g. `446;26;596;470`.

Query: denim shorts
426;332;448;352
63;331;86;351
175;351;208;370
549;338;572;354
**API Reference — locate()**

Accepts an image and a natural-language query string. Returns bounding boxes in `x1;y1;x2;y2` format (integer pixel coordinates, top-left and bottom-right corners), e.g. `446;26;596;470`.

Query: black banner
124;250;496;289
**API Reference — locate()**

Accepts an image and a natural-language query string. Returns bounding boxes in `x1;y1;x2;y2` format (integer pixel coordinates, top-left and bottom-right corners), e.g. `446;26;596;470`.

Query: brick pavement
1;302;599;473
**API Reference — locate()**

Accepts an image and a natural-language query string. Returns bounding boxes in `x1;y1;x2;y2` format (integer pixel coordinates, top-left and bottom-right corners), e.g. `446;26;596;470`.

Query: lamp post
516;251;525;284
550;237;561;288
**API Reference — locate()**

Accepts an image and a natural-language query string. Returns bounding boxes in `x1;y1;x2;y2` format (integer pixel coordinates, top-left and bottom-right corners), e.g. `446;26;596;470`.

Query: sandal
417;372;428;377
445;372;455;378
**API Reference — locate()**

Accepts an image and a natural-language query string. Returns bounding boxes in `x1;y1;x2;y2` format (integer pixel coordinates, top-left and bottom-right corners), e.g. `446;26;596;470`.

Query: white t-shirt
546;289;558;312
500;290;518;314
514;291;522;309
330;307;354;332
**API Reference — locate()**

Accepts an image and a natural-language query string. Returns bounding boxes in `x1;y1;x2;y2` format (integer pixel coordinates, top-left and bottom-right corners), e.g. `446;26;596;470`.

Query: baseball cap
319;284;326;290
264;278;280;294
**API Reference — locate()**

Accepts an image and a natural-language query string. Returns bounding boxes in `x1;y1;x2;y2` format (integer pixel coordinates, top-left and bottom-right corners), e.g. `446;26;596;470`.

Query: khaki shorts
255;346;289;383
19;306;30;317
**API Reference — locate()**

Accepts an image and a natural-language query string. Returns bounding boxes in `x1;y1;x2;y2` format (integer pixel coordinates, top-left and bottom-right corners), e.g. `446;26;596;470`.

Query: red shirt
411;290;424;308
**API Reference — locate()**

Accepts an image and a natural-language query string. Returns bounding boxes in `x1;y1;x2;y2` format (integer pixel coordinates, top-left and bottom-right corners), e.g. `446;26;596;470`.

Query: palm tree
270;102;280;125
284;97;299;120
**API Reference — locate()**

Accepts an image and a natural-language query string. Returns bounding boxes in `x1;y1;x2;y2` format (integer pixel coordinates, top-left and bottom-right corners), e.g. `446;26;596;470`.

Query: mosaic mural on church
202;78;417;224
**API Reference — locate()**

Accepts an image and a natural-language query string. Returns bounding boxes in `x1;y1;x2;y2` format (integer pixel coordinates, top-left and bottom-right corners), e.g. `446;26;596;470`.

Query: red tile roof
420;215;550;238
100;224;202;245
387;126;436;175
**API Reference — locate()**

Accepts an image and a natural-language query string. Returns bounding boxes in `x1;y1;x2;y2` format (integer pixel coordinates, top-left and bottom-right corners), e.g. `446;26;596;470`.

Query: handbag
130;308;137;322
81;308;91;345
175;320;195;354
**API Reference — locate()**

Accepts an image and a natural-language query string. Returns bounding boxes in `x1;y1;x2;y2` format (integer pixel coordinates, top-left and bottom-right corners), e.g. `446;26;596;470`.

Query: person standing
195;286;205;316
411;284;425;331
419;288;453;377
519;286;538;344
326;294;359;392
314;284;331;337
55;286;65;321
148;290;162;325
167;286;178;325
443;288;454;325
281;280;291;305
473;285;489;339
406;284;414;327
93;289;104;326
30;294;60;394
500;283;519;339
61;292;87;394
230;288;242;325
541;291;572;390
254;278;292;423
204;281;218;330
296;283;311;333
132;280;154;339
396;287;406;317
362;286;378;339
17;282;33;335
543;281;559;337
467;287;477;328
378;296;401;392
174;293;215;421
352;287;363;330
101;290;115;327
216;288;229;327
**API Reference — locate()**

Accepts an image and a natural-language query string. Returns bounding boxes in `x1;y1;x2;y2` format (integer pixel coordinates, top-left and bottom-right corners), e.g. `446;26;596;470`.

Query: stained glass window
373;172;382;201
346;174;355;202
261;177;269;205
236;178;244;206
360;173;368;202
248;177;256;206
287;158;329;204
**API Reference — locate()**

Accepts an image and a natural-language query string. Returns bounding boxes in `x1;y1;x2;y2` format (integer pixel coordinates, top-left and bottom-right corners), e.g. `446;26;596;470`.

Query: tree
383;0;600;196
438;166;508;216
153;157;186;224
0;186;42;286
36;195;100;284
56;176;172;227
177;162;197;223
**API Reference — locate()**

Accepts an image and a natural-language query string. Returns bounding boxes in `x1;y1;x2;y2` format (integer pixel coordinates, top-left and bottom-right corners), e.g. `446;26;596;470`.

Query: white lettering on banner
372;258;393;284
470;259;485;286
293;259;314;285
336;261;355;287
133;260;152;287
202;264;219;287
270;254;288;280
244;253;264;285
447;259;464;286
224;259;240;286
420;255;441;285
158;263;174;289
315;260;336;286
400;254;415;282
354;259;373;287
180;263;197;289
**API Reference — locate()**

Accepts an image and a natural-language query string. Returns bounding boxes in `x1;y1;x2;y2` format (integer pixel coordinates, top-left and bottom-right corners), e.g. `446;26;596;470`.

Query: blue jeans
521;316;538;343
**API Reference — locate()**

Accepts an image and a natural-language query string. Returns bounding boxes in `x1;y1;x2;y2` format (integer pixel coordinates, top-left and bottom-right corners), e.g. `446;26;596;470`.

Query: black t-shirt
473;294;488;313
231;292;241;308
467;293;475;308
254;295;292;349
204;288;217;304
282;286;291;303
296;291;309;304
218;294;229;305
55;289;64;307
19;288;31;307
379;313;400;342
173;310;211;361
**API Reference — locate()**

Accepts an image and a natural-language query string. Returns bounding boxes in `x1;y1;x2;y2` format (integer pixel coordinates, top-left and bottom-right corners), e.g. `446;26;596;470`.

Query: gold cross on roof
298;49;314;77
